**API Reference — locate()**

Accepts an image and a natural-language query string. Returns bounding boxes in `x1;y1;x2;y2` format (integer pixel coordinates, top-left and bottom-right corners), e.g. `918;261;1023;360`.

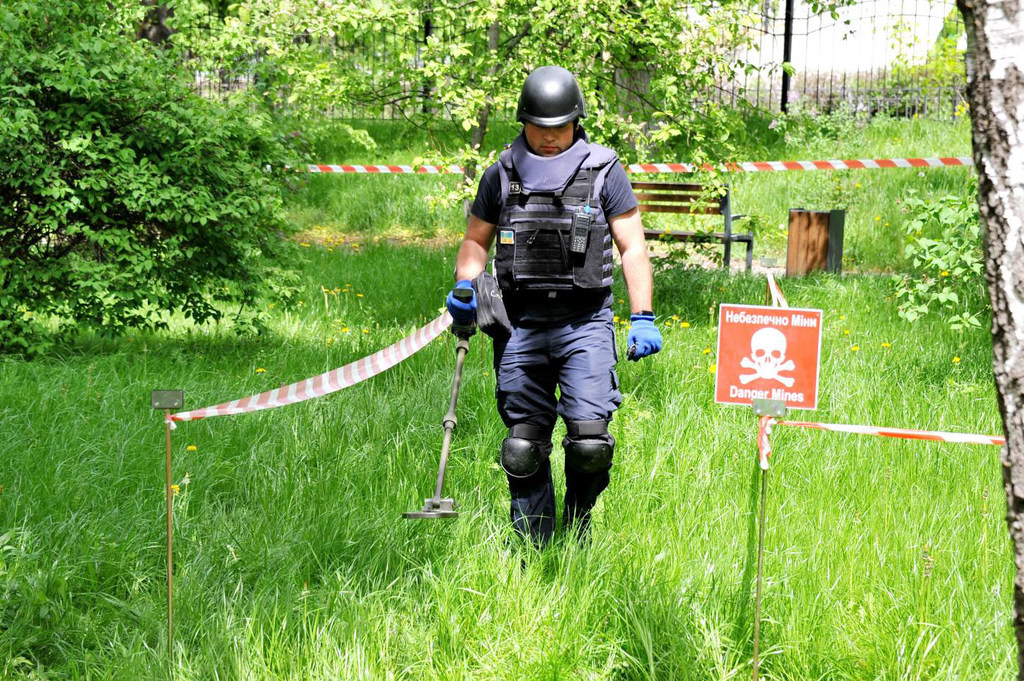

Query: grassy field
0;234;1011;678
1;113;1007;678
286;112;975;273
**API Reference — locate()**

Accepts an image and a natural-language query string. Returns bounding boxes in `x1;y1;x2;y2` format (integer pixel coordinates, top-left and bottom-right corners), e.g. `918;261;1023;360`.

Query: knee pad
563;420;614;473
500;424;550;478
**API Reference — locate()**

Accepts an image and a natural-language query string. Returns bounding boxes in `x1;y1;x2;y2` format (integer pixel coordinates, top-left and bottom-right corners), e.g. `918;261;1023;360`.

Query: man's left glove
445;279;477;325
627;313;662;361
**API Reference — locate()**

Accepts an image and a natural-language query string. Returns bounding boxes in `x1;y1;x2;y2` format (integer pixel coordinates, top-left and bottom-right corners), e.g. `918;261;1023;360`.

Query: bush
892;192;986;329
0;1;299;355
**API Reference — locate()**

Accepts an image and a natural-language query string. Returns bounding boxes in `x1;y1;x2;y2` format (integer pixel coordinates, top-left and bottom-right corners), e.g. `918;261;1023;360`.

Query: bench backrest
631;182;725;216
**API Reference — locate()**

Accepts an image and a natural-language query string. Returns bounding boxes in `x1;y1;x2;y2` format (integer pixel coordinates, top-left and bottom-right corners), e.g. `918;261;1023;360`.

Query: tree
0;1;298;355
955;0;1024;674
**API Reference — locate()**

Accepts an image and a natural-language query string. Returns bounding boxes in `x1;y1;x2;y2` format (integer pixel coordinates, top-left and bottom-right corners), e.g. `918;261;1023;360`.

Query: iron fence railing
180;0;967;121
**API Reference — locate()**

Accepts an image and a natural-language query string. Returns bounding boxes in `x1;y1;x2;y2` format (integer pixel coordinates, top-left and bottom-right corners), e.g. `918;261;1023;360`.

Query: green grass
1;238;1012;678
284;113;975;274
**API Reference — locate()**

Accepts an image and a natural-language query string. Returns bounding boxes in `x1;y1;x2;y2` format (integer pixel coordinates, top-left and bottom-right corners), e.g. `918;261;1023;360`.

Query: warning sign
715;304;823;410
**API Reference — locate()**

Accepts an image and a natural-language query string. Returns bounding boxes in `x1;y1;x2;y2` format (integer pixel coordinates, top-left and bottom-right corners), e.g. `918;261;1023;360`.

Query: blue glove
627;313;662;361
445;279;477;325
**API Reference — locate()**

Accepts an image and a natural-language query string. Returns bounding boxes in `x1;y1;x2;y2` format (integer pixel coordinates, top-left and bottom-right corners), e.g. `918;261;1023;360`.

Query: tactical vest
493;132;617;293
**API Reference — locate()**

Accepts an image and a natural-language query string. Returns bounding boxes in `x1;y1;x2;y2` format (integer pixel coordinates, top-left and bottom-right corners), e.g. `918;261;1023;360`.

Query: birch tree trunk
955;0;1024;674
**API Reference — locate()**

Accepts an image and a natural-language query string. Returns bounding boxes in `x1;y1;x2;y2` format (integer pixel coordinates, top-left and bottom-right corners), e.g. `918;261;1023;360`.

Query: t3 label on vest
715;304;823;410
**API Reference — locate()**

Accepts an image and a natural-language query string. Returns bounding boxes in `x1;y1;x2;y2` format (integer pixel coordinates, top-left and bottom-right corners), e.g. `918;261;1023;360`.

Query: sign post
715;292;823;680
151;390;184;675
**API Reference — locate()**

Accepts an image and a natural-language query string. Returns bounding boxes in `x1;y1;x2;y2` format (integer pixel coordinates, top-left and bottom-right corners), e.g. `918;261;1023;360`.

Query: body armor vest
493;132;617;293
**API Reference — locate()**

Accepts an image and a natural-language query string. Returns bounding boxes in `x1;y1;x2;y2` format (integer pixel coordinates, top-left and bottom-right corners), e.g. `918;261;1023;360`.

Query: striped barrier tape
167;312;452;427
305;157;974;175
756;417;1003;471
768;418;1005;446
766;272;789;309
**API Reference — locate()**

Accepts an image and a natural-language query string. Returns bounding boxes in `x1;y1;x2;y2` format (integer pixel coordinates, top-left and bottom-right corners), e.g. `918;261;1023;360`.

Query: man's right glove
627;313;662;361
445;279;477;326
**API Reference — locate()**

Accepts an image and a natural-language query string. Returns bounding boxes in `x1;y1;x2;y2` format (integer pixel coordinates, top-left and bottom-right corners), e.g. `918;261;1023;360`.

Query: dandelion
613;315;619;323
362;329;369;334
953;356;961;364
941;271;950;277
255;367;267;373
851;345;860;352
671;315;680;321
186;445;197;452
709;364;717;374
327;337;334;344
171;484;180;496
874;216;881;222
356;293;364;298
702;347;712;355
341;327;350;333
855;183;862;189
881;342;891;349
680;321;690;328
300;242;311;247
843;329;850;335
839;315;846;320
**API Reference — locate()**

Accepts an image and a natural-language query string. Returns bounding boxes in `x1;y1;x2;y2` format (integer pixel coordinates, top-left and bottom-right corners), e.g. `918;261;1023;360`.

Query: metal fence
721;0;967;118
183;0;967;121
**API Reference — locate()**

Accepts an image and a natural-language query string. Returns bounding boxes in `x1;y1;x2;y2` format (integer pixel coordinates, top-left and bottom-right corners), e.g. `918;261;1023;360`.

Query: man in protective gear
446;65;662;546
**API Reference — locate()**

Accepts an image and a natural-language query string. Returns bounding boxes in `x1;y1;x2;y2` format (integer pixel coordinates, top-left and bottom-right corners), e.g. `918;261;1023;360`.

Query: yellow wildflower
881;342;891;349
341;327;350;333
186;445;197;452
953;356;961;364
255;367;266;373
702;348;712;355
709;364;717;374
356;293;364;298
680;321;690;328
941;271;950;277
171;484;180;496
851;345;859;352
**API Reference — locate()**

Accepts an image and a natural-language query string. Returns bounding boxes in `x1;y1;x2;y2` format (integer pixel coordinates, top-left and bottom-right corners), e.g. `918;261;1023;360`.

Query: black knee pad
500;437;543;478
563;420;614;473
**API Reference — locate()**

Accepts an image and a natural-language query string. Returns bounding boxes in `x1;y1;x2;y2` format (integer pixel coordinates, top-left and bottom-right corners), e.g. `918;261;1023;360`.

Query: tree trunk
462;21;500;221
136;1;174;45
956;0;1024;674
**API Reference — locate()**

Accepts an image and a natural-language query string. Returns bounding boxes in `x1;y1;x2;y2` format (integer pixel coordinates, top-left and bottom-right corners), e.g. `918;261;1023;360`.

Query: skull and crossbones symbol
739;327;796;387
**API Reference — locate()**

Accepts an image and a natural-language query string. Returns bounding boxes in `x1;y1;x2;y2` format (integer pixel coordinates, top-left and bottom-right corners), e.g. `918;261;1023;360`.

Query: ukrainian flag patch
500;230;514;245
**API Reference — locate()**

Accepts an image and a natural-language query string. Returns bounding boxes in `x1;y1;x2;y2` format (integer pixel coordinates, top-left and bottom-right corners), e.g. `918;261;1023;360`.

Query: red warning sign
715;304;823;410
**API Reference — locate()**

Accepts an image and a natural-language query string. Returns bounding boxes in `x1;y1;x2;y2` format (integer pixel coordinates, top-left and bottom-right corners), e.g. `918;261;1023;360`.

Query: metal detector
404;291;475;519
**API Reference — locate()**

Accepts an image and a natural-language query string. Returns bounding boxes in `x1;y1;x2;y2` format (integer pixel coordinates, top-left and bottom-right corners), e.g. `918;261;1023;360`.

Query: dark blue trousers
493;306;621;544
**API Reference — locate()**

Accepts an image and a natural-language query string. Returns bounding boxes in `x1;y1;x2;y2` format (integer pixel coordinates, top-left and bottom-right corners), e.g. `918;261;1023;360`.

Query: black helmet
516;66;587;127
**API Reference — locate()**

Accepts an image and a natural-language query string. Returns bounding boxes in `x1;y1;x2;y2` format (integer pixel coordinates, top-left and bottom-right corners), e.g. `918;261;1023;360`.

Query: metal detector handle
451;286;477;339
433;338;469;501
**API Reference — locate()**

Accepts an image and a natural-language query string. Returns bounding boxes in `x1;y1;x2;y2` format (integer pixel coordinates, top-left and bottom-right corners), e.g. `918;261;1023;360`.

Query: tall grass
1;236;1011;678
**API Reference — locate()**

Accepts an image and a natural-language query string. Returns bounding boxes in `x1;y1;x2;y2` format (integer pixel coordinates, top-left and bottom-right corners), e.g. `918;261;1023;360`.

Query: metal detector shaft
432;337;469;501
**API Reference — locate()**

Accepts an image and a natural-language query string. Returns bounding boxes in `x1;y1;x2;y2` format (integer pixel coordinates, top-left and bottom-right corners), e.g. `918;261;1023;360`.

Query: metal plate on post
151;390;184;410
752;398;787;417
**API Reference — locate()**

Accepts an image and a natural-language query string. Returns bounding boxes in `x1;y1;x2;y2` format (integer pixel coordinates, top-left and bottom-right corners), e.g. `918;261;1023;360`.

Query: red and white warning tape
771;419;1005;446
168;313;452;426
305;157;974;175
757;416;1004;469
765;272;789;309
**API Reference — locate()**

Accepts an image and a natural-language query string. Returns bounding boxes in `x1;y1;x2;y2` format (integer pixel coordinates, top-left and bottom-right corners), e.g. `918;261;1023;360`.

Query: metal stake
752;466;768;681
151;390;183;676
164;410;174;672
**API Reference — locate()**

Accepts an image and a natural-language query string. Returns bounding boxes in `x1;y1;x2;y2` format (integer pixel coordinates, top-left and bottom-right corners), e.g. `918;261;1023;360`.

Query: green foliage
0;0;301;356
893;192;986;329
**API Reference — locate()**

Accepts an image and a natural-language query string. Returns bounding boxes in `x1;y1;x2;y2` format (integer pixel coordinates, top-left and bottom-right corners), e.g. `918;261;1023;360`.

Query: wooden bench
633;181;754;272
